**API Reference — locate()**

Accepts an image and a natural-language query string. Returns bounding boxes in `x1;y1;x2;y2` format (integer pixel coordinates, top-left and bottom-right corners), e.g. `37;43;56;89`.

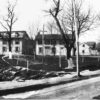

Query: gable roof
35;33;72;40
86;42;96;47
0;31;29;39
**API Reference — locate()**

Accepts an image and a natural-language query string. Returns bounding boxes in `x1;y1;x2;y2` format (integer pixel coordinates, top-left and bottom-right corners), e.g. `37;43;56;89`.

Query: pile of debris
0;66;67;82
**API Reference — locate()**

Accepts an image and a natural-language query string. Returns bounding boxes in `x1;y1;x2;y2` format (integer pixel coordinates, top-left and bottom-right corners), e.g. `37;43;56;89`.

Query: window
45;40;50;44
61;47;64;50
83;44;85;47
15;47;20;52
15;40;19;44
82;50;85;54
39;47;43;54
45;46;50;49
59;41;64;44
3;41;7;45
3;47;7;52
52;46;56;55
38;40;42;44
45;46;50;55
51;40;56;45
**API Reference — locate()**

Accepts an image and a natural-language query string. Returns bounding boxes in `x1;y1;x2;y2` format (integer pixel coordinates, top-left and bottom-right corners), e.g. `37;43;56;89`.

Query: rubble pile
0;65;67;82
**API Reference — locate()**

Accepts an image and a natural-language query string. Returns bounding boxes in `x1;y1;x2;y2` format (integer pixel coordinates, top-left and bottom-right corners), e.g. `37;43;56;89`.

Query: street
26;76;100;100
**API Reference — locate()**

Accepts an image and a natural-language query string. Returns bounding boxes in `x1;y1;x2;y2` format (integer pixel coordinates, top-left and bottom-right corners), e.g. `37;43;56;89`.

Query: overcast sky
0;0;100;42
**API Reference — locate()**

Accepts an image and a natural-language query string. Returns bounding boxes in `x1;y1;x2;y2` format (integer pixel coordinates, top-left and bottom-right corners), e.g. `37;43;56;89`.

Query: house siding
35;34;74;56
0;31;34;55
79;42;98;55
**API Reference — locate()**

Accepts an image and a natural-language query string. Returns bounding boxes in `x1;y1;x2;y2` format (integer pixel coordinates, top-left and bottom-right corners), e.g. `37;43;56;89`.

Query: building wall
22;39;34;55
36;39;99;56
0;31;34;55
0;39;23;55
12;40;22;54
79;44;91;55
36;44;54;56
55;44;66;56
36;42;67;56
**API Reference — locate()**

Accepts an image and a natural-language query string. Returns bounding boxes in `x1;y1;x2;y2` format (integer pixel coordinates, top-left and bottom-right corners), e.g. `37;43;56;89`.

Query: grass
28;56;100;72
5;55;100;72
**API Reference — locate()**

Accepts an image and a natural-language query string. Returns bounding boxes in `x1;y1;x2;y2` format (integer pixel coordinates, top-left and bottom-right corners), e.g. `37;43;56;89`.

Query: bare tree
46;21;59;34
47;21;54;34
46;0;97;69
62;0;97;36
0;0;18;53
28;22;40;40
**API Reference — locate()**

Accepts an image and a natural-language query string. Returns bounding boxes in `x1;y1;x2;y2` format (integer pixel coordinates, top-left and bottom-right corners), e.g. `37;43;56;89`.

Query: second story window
3;41;7;45
83;44;85;47
15;40;19;44
38;40;42;44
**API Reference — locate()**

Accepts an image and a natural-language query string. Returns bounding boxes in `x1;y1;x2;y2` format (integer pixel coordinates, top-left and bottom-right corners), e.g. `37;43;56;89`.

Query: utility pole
42;25;45;64
59;47;61;68
41;25;47;65
73;0;80;76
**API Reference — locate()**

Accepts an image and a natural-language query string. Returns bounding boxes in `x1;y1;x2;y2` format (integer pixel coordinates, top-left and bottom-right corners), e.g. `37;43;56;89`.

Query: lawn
3;55;100;72
4;55;100;71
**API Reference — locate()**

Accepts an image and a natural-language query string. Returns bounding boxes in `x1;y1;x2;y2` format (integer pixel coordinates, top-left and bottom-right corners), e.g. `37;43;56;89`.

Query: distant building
95;42;100;55
35;33;73;56
0;31;34;55
79;42;98;55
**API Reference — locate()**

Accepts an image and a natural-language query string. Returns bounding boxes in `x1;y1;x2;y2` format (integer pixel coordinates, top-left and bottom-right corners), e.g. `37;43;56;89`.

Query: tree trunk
73;47;76;56
67;48;75;69
8;39;12;52
8;39;12;59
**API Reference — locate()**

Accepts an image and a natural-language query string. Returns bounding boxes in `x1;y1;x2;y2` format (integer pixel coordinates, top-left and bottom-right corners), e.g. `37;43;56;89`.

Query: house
0;31;34;55
35;33;99;56
35;33;73;56
95;42;100;55
79;42;98;55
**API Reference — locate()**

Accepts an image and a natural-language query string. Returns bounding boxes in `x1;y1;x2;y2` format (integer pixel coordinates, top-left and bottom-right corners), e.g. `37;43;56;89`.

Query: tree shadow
93;95;100;99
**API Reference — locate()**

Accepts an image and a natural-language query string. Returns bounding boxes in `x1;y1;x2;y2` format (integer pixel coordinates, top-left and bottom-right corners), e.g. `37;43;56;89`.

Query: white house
79;42;98;55
0;31;34;55
35;33;73;56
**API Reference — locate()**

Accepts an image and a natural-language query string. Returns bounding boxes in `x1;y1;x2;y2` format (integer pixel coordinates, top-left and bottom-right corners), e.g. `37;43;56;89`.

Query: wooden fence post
27;60;29;72
17;55;19;65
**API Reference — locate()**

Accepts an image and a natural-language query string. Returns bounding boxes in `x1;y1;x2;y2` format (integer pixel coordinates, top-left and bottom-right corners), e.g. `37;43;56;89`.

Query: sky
0;0;100;41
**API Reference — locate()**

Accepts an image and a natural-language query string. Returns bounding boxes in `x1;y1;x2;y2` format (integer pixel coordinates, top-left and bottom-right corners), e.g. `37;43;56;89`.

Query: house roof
0;31;29;39
80;42;96;46
35;33;72;40
86;42;96;47
79;42;96;49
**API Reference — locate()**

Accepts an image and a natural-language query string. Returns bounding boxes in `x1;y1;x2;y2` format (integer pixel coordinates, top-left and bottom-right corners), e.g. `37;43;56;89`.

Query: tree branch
0;21;8;31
